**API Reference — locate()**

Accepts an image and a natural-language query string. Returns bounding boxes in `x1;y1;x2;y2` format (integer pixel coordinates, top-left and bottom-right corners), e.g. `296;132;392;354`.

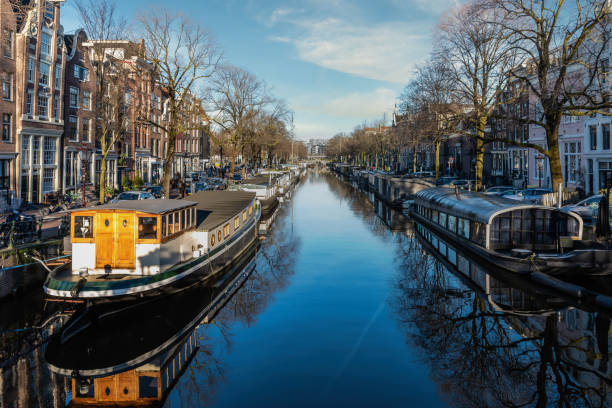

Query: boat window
138;376;158;398
217;230;221;242
448;215;457;233
224;223;230;237
458;218;470;238
243;210;247;221
439;212;447;228
174;212;180;233
186;208;191;227
470;222;485;246
249;205;253;215
73;215;93;238
234;217;239;229
181;209;186;230
162;215;167;238
138;217;157;239
431;210;438;224
211;233;215;246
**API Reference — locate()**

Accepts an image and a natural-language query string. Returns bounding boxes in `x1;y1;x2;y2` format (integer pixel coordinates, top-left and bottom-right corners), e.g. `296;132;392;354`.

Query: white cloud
319;88;398;118
280;18;431;83
260;7;301;27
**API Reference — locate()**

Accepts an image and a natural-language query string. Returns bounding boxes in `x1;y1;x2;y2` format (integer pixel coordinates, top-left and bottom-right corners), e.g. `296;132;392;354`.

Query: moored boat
44;191;260;302
411;188;612;276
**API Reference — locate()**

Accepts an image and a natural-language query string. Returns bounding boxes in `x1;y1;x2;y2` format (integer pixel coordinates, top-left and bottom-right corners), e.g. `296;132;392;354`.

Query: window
138;217;157;239
54;63;61;90
223;223;230;237
42;168;54;192
234;217;239;229
173;211;180;233
564;142;581;183
604;124;610;150
181;209;186;230
43;137;55;165
38;94;48;118
39;62;50;86
2;74;11;100
41;33;51;56
69;87;79;108
2;114;10;141
32;136;40;165
3;29;12;58
161;215;167;237
217;230;221;242
26;89;32;115
249;205;253;215
53;94;59;120
68;116;77;141
65;151;76;186
125;90;131;105
73;65;89;81
44;1;54;20
21;135;29;167
83;91;90;110
242;210;247;221
210;233;215;246
590;125;597;150
186;207;191;227
73;215;93;238
82;119;90;142
27;58;34;82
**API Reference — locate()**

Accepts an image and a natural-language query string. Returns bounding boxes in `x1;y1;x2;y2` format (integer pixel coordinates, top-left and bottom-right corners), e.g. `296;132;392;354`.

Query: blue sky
61;0;457;140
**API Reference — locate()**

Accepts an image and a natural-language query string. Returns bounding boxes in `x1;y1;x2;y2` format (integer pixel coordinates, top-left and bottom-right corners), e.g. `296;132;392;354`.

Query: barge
43;191;260;302
411;188;612;276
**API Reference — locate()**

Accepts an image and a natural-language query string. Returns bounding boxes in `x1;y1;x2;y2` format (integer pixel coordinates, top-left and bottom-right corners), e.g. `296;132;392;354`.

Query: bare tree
138;9;220;196
75;0;131;203
437;2;518;190
400;58;458;179
490;0;612;191
208;65;278;177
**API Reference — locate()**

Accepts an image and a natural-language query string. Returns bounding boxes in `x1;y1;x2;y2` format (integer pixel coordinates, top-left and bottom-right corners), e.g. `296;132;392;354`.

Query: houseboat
45;248;257;406
228;176;280;235
43;191;260;301
411;188;612;276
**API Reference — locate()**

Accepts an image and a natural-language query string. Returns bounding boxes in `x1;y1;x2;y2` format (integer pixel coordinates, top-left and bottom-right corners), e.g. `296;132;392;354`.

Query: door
96;213;115;268
115;213;135;268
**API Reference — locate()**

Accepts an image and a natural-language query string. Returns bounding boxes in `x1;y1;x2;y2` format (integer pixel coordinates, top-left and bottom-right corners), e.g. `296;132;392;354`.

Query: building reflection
390;221;612;407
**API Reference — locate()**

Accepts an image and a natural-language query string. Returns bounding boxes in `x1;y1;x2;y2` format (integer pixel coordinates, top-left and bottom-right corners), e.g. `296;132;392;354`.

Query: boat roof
74;199;196;215
189;191;256;231
415;188;574;225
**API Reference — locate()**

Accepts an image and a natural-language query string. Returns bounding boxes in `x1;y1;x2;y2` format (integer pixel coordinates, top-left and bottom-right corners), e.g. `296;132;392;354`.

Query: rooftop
189;191;256;231
83;199;196;215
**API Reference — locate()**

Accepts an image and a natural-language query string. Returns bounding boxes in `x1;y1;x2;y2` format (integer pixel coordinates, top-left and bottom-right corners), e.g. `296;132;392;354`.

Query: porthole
211;234;215;246
217;231;221;241
105;387;111;396
104;219;110;227
123;219;128;227
123;387;129;395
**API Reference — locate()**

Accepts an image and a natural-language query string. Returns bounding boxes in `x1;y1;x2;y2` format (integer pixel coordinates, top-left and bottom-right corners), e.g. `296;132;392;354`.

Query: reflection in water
390;221;612;407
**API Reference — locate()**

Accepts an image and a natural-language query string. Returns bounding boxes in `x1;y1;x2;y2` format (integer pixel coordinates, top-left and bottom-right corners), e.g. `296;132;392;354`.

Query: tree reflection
172;202;302;407
390;231;612;408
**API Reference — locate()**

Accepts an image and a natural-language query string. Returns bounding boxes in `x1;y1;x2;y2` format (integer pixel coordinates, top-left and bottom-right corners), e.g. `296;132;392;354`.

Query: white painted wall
135;243;161;275
72;243;95;272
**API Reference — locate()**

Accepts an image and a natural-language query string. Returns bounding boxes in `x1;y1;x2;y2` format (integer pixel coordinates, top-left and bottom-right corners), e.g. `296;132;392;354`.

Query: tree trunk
474;114;487;191
435;141;441;179
546;123;563;192
98;156;107;203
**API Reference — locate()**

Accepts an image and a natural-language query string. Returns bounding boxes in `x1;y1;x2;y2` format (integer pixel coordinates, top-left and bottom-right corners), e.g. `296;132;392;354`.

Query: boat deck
52;268;144;283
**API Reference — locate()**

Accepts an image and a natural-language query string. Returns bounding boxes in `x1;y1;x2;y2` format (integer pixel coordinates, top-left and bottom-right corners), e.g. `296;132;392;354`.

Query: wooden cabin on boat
413;188;583;253
71;200;198;276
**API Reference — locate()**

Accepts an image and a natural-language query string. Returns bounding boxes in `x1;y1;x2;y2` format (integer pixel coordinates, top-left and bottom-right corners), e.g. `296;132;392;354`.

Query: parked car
143;185;164;198
111;191;155;203
191;181;210;193
414;171;434;178
484;186;516;196
503;188;552;203
561;194;603;223
233;173;243;182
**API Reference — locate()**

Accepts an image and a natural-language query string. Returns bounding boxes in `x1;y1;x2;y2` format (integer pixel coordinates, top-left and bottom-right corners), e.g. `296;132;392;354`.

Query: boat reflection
390;221;612;407
45;244;259;407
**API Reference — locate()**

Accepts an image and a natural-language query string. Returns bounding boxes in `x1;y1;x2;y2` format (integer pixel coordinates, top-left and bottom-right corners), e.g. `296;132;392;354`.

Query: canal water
1;171;610;407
